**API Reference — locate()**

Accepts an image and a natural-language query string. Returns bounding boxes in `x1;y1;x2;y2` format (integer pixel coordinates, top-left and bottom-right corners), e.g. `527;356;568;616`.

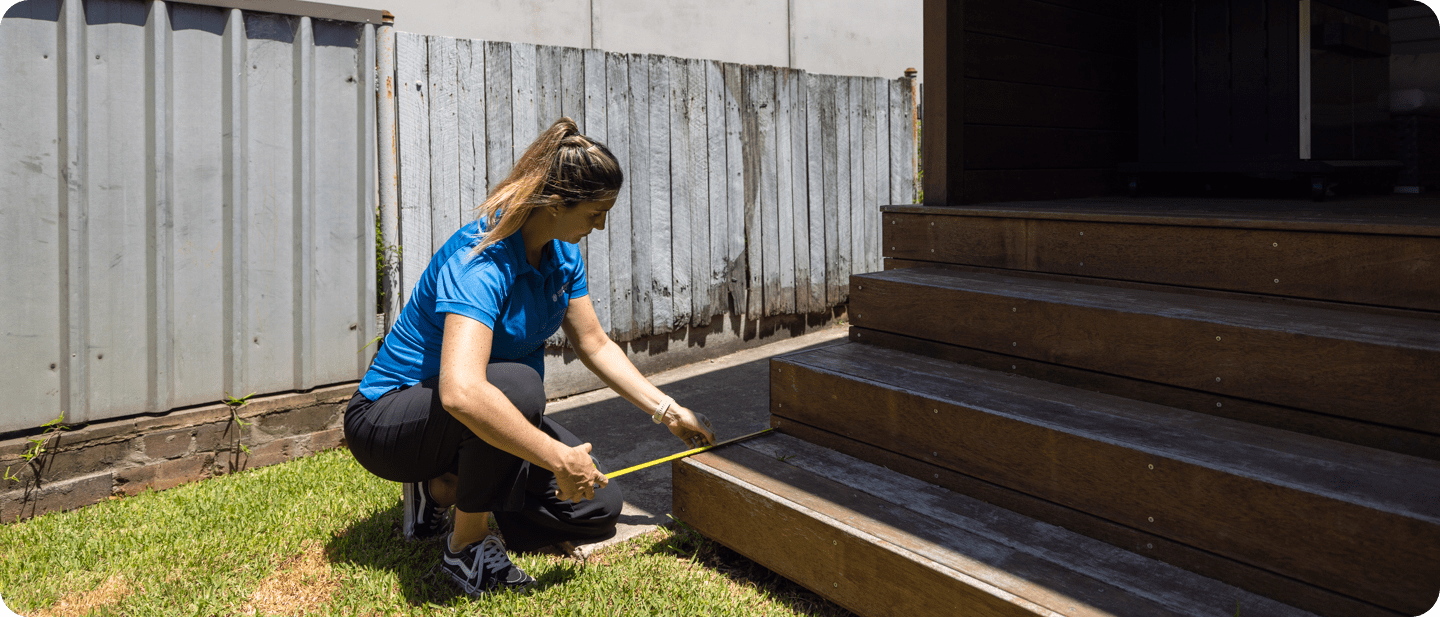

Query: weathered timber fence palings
388;33;916;344
0;0;378;434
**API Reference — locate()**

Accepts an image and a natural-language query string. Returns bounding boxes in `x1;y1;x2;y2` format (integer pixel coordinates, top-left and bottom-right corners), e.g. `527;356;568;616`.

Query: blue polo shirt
358;220;588;400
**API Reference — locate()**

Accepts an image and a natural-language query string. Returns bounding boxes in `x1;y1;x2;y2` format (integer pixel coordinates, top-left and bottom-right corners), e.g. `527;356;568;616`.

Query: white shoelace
478;536;515;577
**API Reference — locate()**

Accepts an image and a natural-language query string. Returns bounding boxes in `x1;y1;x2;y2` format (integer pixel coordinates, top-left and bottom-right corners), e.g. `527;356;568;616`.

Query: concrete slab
541;324;850;554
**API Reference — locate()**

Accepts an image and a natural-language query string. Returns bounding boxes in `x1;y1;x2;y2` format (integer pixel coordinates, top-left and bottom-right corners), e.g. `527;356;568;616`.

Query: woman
344;118;716;596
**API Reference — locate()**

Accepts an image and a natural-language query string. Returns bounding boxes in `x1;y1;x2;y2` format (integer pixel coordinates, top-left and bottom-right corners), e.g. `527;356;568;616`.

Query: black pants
343;362;622;552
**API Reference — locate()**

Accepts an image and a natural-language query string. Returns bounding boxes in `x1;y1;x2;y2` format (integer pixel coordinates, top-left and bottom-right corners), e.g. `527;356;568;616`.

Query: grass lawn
0;447;854;616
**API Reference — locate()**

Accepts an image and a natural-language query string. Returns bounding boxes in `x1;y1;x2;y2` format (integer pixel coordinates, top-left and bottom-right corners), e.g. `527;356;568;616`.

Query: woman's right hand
553;442;609;503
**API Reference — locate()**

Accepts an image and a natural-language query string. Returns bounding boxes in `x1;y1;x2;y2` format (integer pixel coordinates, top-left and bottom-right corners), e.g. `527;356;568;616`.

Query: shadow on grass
645;523;856;617
322;499;580;607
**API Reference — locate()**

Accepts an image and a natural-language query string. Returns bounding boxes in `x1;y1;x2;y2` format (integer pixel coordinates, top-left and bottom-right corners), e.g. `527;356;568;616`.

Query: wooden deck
674;195;1439;617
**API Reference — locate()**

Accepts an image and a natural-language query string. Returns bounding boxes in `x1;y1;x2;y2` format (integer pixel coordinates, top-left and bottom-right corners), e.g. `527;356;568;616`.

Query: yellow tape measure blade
605;427;775;479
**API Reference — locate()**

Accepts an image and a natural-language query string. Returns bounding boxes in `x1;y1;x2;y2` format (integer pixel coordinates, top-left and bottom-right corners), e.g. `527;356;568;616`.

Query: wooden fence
390;33;915;343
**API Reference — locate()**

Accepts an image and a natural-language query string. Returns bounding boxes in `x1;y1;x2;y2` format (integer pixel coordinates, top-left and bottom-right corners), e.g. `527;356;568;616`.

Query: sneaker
401;480;450;541
440;534;536;596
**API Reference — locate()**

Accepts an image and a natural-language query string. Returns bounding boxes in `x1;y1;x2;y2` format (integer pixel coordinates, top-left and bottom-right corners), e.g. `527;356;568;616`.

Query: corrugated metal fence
0;0;378;433
387;33;916;343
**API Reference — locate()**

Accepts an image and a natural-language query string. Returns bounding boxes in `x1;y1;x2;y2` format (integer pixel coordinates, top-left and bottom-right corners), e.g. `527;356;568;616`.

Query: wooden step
850;326;1440;461
847;266;1440;434
881;198;1440;312
770;343;1440;615
771;417;1403;617
673;432;1323;617
882;259;1438;325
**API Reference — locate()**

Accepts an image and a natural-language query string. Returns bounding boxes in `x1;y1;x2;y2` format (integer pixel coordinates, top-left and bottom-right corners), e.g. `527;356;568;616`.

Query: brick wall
0;384;355;523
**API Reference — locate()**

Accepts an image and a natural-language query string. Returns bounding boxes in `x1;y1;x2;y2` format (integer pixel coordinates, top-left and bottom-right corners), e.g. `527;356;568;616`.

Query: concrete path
542;325;850;553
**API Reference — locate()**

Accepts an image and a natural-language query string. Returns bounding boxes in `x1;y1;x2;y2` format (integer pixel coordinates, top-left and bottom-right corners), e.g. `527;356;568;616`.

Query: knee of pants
485;362;546;425
589;480;625;524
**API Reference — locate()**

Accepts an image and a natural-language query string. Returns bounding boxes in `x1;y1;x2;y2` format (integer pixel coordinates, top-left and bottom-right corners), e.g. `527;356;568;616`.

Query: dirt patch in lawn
240;540;338;616
35;573;135;616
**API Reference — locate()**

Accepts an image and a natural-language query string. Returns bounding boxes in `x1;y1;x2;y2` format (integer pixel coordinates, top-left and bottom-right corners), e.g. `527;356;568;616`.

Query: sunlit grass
0;448;851;616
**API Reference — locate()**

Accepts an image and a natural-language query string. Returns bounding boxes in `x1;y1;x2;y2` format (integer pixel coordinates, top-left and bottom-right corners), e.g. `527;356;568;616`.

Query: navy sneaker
440;534;536;596
401;480;450;541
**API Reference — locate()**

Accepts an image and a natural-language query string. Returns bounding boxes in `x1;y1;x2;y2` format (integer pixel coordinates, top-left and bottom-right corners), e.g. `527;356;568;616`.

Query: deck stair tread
882;196;1440;236
677;432;1322;617
847;326;1440;461
865;267;1440;350
777;342;1440;525
850;267;1440;433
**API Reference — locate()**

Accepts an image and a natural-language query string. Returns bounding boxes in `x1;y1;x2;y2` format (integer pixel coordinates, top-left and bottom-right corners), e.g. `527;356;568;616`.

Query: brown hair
472;117;623;255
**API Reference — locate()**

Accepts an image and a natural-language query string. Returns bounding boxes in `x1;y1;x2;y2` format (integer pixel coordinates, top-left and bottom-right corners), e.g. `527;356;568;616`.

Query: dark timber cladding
1137;0;1299;162
955;0;1137;204
769;344;1440;614
921;0;963;206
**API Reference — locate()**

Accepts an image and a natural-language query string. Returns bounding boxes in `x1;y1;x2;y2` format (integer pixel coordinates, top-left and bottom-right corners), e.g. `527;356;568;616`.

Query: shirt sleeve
568;242;589;298
434;247;510;329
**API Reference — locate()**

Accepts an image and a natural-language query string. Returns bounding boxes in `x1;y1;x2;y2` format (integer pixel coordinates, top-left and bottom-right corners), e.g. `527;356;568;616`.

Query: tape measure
606;427;775;479
555;426;777;498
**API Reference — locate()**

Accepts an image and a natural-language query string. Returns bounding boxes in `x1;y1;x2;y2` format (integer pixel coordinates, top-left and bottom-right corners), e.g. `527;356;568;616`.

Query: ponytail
471;117;624;256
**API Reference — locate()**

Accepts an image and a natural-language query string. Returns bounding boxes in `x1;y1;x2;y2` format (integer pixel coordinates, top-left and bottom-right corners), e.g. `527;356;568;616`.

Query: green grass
0;448;853;616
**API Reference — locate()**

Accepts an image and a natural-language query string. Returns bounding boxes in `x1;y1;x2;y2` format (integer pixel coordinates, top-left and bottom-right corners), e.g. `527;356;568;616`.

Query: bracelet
651;397;675;424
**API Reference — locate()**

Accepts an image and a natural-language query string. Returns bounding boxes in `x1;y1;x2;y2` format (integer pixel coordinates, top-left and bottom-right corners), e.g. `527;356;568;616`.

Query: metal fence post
377;13;400;334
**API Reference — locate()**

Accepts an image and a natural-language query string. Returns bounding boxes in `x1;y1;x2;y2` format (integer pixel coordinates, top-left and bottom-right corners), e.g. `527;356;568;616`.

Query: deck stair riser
674;432;1324;617
770;344;1440;615
848;267;1440;434
882;205;1440;312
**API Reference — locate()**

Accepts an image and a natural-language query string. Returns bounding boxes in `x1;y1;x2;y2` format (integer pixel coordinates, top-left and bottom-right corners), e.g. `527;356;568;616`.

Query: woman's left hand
664;403;715;448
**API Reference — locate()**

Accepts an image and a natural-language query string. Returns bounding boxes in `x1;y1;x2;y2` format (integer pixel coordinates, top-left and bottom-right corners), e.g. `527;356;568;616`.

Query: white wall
337;0;921;80
365;0;591;48
791;0;920;78
593;0;789;68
